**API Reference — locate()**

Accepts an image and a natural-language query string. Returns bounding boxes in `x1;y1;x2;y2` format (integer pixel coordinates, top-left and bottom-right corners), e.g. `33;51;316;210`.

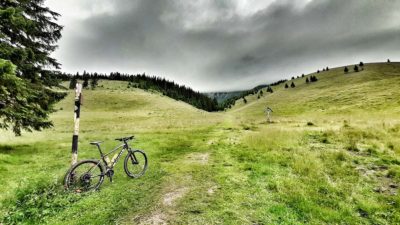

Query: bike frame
94;141;133;170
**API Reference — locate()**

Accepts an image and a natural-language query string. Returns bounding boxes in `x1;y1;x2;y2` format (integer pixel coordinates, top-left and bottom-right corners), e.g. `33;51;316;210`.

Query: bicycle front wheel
64;159;105;192
124;150;148;178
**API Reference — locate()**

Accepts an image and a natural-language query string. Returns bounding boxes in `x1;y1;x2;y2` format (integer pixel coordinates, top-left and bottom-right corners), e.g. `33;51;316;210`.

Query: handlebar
115;136;134;142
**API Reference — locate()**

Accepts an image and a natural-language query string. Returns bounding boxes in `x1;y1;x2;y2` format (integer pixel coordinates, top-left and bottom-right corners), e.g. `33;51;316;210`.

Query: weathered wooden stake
265;107;273;123
71;83;82;165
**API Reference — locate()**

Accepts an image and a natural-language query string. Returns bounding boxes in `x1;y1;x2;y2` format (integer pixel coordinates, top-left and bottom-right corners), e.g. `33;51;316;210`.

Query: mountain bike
64;136;148;192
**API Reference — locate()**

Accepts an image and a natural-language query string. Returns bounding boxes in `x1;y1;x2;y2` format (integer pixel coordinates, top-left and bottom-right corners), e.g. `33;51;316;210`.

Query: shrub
2;180;84;224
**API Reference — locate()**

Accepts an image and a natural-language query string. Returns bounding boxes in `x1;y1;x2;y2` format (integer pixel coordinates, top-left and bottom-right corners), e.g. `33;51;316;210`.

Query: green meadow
1;63;400;224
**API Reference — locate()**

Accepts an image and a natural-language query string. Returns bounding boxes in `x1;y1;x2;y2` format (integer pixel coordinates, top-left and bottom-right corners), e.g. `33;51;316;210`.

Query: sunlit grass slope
231;62;400;123
0;80;222;224
1;62;399;224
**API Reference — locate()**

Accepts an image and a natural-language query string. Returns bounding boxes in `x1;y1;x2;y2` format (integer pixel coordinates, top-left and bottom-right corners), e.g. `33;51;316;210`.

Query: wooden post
71;83;82;165
265;107;273;123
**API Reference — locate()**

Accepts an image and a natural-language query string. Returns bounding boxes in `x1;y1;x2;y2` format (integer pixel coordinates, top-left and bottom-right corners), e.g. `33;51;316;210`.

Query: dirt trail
134;151;212;225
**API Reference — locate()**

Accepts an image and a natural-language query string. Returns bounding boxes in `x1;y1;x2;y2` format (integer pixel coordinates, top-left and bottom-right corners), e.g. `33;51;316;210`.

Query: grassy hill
1;63;400;224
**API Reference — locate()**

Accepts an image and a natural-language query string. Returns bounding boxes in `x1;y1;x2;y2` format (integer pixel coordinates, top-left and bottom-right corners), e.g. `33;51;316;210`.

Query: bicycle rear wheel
124;150;148;178
64;159;105;192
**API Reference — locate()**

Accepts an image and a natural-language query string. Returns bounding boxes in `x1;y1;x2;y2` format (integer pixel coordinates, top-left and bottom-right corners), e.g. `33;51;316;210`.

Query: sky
46;0;400;92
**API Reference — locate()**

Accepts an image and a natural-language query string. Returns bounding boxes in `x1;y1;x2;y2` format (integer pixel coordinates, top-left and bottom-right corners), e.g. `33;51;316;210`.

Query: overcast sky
46;0;400;92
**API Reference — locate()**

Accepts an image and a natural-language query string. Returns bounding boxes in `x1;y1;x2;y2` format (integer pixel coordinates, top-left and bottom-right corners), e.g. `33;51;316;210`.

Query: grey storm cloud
47;0;400;91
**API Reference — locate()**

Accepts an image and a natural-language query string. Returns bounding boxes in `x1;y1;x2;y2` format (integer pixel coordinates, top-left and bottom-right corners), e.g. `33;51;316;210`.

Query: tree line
59;71;220;112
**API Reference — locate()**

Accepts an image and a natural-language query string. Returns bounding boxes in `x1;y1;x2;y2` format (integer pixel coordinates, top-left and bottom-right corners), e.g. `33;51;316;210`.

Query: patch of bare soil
163;187;189;206
185;152;209;165
138;211;167;225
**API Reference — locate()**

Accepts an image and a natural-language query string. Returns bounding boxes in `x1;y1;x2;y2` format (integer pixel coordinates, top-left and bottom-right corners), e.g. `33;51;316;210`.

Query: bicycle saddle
115;136;134;141
90;141;103;145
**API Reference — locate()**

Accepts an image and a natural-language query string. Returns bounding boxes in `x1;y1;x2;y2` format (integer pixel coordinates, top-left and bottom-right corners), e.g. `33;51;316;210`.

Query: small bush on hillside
354;65;359;72
344;67;349;73
285;83;289;89
307;122;314;126
335;152;347;161
359;62;364;67
310;76;318;82
317;70;320;73
306;77;309;83
290;82;295;88
346;138;359;152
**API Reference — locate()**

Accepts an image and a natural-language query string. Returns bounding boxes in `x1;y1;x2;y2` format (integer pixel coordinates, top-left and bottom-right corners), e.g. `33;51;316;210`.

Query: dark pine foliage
344;67;349;73
285;83;289;89
354;65;359;72
310;75;318;82
69;76;77;89
359;62;364;67
291;82;296;88
0;0;66;135
306;77;309;83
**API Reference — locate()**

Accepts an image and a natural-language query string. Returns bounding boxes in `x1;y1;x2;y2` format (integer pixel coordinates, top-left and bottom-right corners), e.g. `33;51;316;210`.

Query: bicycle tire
124;150;148;178
64;159;105;192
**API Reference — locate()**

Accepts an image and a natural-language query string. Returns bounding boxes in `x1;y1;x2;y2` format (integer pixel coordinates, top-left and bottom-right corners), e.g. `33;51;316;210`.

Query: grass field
1;63;400;224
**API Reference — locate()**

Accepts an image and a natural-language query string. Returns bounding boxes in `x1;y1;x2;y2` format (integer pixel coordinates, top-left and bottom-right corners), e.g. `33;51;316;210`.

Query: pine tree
82;78;89;89
354;65;359;72
291;82;295;88
317;70;320;73
0;0;64;135
344;67;349;73
326;67;329;71
90;77;99;89
69;76;77;89
306;77;309;83
243;97;247;104
387;59;391;63
310;76;318;82
285;83;289;89
359;62;364;67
